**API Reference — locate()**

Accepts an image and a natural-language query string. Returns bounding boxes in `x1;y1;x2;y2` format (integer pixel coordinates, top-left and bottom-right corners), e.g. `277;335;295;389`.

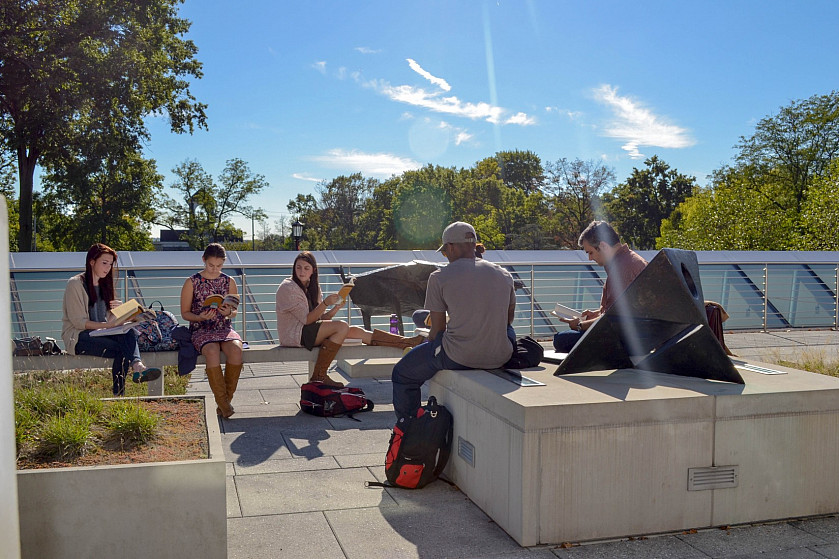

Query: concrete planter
16;395;226;559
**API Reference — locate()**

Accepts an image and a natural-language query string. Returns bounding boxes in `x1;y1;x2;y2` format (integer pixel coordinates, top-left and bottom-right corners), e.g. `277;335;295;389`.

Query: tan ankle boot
224;363;243;415
310;340;344;388
206;365;233;418
369;329;425;349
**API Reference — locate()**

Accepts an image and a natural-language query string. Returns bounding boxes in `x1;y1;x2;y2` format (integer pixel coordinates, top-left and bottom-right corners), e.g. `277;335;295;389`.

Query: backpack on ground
503;336;544;369
300;381;374;419
136;301;180;352
368;396;453;489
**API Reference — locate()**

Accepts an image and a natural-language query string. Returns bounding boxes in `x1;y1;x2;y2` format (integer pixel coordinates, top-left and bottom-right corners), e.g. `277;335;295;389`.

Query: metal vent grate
688;466;739;490
458;437;475;467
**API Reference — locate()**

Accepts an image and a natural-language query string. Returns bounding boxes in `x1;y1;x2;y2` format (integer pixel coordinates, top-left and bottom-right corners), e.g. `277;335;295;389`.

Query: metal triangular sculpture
555;248;744;383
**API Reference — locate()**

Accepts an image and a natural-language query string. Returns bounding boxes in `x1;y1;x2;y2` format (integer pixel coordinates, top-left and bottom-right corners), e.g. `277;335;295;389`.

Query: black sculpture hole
681;263;699;299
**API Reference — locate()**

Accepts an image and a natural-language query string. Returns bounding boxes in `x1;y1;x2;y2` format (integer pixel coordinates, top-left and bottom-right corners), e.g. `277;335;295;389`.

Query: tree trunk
17;145;38;252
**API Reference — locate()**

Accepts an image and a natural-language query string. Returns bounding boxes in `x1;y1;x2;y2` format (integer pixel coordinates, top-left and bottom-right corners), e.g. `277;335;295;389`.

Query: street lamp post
291;220;304;251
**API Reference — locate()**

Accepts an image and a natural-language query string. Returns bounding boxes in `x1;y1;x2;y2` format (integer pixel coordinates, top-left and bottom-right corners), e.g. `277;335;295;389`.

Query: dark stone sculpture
340;261;439;334
555;248;744;384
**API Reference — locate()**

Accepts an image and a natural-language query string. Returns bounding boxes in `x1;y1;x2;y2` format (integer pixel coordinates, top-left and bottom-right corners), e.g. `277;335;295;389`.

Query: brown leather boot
206;365;233;418
224;363;243;416
369;329;425;349
310;340;344;388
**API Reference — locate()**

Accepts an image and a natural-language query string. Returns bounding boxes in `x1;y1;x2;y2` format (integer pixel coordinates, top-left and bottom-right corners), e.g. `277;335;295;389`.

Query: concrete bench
429;359;839;546
13;344;405;396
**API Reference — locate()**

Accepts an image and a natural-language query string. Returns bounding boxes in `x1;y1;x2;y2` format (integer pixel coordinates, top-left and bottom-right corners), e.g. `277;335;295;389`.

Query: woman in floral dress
180;243;243;418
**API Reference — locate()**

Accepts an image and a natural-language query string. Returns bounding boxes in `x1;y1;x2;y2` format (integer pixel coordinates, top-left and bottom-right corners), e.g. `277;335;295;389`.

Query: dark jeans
391;336;470;419
553;330;583;353
75;329;142;396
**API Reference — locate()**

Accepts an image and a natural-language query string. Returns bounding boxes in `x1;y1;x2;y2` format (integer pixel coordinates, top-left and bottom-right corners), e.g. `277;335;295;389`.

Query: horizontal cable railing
10;260;839;349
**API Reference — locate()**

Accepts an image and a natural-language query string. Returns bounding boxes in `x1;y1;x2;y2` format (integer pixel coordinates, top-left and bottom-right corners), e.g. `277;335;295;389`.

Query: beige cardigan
61;274;91;355
275;278;321;347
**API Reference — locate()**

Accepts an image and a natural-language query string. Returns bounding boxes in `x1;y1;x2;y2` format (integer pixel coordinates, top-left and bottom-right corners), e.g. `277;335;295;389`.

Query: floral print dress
189;272;242;351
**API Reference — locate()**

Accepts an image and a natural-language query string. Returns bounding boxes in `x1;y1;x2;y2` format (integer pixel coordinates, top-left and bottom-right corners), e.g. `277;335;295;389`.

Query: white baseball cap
437;221;477;252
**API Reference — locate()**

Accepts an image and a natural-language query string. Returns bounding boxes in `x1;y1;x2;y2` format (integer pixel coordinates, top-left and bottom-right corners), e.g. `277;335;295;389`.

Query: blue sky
142;0;839;239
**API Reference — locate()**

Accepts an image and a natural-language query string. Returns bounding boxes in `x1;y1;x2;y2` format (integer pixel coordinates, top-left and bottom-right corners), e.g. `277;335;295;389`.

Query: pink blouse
275;278;321;347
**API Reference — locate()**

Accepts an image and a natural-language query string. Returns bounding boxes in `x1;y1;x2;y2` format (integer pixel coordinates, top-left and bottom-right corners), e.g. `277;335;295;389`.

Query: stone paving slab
324;501;523;559
673;523;827;557
553;534;708;559
227;512;346;559
791;515;839;543
282;423;391;460
811;543;839;558
232;455;341;475
235;466;397;516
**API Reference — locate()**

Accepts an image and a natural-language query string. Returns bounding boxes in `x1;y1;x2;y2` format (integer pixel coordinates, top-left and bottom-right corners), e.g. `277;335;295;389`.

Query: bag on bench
370;396;453;489
136;301;180;352
300;381;373;419
13;336;63;356
503;335;544;369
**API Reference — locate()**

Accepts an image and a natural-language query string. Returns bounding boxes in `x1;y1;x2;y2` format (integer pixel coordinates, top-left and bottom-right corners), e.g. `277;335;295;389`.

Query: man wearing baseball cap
391;221;516;419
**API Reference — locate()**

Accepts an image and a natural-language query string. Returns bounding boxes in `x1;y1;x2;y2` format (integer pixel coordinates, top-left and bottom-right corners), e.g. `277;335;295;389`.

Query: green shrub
14;404;38;449
103;400;160;445
40;411;94;461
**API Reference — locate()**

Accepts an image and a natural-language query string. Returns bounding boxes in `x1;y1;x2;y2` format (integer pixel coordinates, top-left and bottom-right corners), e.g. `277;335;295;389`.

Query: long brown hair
292;251;320;310
84;243;118;304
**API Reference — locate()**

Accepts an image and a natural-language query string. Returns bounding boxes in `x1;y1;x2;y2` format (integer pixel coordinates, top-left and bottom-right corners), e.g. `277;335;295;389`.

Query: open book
202;294;240;310
108;298;145;325
337;283;353;302
550;302;581;320
92;307;155;337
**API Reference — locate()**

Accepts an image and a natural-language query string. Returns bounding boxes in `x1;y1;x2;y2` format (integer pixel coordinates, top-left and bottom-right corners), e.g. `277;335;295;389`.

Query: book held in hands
202;294;240;310
550;302;581;320
108;298;145;325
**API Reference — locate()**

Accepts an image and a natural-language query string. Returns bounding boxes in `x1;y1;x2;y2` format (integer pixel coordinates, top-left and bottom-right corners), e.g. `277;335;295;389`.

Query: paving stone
226;475;241;518
675;523;826;557
233;455;340;475
550;534;709;558
282;424;391;459
235;467;397;516
325;500;522;559
227;512;345;559
724;548;827;559
790;515;839;543
810;543;839;558
234;373;300;390
335;452;385;468
260;387;308;405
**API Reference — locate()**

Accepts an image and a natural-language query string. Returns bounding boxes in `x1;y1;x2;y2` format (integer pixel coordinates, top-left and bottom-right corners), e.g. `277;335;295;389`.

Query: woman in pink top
276;251;424;387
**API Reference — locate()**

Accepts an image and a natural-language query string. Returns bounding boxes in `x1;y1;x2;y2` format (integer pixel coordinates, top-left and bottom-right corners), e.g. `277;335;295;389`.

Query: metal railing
10;260;839;349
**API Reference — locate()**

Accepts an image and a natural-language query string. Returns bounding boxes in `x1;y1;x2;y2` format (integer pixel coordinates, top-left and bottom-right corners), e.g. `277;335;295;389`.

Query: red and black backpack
300;381;374;419
369;396;453;489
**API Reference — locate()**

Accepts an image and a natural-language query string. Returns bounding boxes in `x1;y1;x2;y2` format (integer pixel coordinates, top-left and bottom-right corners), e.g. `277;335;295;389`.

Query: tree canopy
0;0;207;250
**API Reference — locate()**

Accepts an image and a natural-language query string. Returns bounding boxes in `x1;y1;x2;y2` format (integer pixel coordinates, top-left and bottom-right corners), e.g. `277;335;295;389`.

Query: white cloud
505;112;536;126
454;131;473;145
406;58;451;92
312;61;326;74
355;46;381;54
592;84;695;159
292;173;323;183
312;149;421;177
355;61;532;127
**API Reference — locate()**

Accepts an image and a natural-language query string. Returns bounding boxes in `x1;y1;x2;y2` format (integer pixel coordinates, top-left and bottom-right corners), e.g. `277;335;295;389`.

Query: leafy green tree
734;91;839;217
477;150;545;194
159;158;266;249
602;156;697;249
0;0;207;251
800;159;839;250
0;147;19;250
543;158;615;248
658;169;794;250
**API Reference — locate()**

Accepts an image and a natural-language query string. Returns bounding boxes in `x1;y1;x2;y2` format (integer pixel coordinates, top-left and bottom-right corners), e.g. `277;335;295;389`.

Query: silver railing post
835;264;839;330
530;265;535;336
240;270;247;341
763;264;769;332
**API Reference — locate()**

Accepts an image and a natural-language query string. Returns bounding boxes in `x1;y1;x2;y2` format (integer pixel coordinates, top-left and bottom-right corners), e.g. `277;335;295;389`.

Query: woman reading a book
61;243;162;396
275;251;424;388
180;243;243;418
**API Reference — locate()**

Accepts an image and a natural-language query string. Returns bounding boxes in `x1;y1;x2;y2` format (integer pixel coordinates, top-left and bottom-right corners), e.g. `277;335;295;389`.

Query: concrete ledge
337;357;400;378
17;395;227;559
429;360;839;546
13;344;405;395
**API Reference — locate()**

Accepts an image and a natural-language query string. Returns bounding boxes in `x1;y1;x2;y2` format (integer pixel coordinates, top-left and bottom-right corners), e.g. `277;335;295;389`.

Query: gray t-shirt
89;285;108;323
424;257;515;369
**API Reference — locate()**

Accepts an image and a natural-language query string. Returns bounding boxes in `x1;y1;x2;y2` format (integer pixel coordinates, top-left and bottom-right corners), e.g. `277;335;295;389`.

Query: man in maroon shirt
553;221;648;353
